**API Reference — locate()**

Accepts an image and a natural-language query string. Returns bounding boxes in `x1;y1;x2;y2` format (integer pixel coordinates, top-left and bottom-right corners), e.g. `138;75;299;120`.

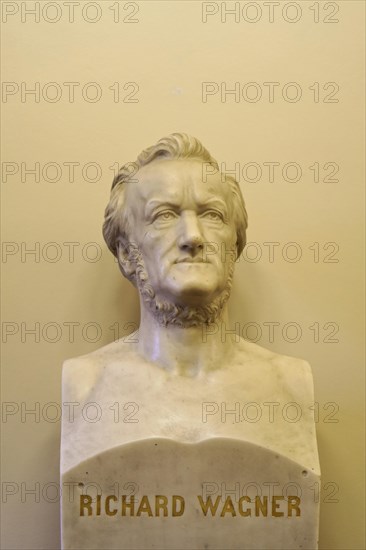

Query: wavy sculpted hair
102;133;248;272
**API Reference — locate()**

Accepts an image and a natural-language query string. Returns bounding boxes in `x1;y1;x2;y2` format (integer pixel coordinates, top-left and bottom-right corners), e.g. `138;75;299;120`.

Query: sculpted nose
177;212;204;253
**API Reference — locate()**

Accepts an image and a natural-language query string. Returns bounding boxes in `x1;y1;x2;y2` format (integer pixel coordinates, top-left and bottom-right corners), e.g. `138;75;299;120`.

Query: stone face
61;134;321;549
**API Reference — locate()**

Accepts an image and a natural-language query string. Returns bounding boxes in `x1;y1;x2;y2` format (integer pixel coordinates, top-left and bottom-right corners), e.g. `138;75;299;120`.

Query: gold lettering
96;494;101;516
137;496;153;517
105;495;118;516
255;496;268;517
80;495;93;516
197;495;221;517
220;496;236;517
121;495;135;516
155;495;168;517
287;496;301;517
172;495;185;517
79;493;301;520
238;496;251;516
272;496;284;517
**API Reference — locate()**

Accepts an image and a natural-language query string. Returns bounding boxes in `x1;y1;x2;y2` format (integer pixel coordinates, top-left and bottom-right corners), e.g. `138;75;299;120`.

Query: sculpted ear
116;236;137;282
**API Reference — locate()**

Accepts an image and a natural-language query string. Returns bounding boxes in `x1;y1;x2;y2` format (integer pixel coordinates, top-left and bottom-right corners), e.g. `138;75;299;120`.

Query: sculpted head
103;133;248;327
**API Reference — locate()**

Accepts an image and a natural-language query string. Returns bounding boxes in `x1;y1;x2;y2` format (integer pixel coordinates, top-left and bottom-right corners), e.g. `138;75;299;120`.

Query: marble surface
62;438;319;550
61;337;320;549
61;134;320;549
61;336;320;477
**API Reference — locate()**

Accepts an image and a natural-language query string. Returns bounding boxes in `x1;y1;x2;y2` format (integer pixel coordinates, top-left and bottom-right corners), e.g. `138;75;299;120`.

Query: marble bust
61;134;320;550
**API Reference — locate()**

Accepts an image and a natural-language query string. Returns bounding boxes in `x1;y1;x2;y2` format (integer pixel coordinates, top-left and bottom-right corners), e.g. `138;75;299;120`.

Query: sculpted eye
154;210;176;221
201;210;223;221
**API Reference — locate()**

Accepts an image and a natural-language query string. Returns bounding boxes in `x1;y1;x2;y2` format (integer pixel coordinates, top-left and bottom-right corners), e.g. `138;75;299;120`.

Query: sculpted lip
175;257;209;264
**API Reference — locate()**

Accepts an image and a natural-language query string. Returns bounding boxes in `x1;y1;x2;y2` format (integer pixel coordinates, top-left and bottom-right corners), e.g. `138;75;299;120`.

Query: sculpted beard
125;244;235;328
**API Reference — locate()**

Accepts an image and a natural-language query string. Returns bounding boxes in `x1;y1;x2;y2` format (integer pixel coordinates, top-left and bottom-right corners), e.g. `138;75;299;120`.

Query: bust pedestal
62;438;319;550
60;338;320;550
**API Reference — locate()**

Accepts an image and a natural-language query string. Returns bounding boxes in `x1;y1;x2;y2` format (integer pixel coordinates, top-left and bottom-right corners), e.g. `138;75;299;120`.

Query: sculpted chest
61;354;318;476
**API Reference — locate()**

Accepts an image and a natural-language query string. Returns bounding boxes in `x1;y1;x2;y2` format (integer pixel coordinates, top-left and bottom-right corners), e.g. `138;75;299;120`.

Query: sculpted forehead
126;159;232;206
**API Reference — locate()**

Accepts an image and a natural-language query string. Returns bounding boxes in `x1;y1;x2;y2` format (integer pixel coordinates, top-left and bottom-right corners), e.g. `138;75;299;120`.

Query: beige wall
1;1;364;548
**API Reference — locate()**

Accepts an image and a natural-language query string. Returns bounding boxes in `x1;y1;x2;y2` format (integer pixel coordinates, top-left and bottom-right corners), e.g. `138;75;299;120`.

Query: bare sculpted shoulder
231;337;314;400
62;335;138;403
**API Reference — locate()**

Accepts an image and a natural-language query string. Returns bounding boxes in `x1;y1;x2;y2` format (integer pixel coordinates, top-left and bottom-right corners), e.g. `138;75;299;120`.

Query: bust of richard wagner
61;133;319;474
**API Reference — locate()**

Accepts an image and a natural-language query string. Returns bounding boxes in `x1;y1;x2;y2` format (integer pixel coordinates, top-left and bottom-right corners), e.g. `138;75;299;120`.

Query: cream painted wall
1;1;364;548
